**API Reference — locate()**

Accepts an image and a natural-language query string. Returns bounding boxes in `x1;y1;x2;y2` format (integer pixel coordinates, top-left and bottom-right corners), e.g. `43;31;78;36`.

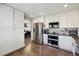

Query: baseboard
4;44;25;56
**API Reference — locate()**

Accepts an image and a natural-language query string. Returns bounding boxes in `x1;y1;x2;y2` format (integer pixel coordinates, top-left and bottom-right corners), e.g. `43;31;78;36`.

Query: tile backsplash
49;28;60;34
49;28;69;35
49;28;79;36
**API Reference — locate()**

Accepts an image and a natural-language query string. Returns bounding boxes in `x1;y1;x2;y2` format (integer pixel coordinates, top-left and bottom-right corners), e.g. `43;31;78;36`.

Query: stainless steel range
48;35;58;47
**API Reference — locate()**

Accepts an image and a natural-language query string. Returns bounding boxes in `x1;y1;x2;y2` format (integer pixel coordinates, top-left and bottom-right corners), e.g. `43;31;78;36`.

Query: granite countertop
48;33;69;36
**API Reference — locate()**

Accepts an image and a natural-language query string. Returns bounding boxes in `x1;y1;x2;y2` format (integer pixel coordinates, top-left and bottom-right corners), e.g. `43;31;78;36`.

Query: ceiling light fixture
64;4;68;8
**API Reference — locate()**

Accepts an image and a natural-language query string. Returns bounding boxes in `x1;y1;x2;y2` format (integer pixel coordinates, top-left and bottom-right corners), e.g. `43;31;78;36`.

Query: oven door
48;39;58;47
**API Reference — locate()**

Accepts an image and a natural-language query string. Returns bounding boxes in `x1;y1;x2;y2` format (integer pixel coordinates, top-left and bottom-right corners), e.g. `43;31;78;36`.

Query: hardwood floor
8;38;79;56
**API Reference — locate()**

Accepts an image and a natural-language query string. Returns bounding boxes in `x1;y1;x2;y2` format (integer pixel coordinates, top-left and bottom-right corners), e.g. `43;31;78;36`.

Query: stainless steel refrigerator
33;23;43;44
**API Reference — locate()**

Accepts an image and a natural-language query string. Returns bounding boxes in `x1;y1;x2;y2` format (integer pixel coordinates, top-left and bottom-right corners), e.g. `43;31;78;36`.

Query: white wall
33;16;44;23
43;16;53;29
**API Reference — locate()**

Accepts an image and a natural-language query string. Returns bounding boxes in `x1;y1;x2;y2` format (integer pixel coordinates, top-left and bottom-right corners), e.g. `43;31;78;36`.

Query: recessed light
64;4;68;8
41;12;44;15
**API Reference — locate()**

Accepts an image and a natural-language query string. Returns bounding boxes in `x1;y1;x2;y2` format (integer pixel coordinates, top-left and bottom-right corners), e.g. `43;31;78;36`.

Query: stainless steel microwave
49;22;59;28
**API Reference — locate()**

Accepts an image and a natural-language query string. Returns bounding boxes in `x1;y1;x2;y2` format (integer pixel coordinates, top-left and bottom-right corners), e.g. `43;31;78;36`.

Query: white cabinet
14;9;24;27
59;10;79;28
43;34;48;44
59;36;74;52
0;4;13;27
0;4;13;55
13;9;24;50
67;10;79;28
0;4;24;55
59;12;67;28
0;28;13;55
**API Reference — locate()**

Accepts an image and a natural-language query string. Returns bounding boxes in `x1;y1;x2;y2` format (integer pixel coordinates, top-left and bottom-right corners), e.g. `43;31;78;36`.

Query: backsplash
49;28;60;34
49;28;69;35
44;27;79;37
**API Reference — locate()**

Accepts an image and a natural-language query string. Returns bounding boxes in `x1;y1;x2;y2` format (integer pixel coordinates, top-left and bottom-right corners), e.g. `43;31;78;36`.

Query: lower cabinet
13;9;25;50
0;27;24;55
59;36;74;52
0;27;13;55
13;27;25;50
43;34;48;44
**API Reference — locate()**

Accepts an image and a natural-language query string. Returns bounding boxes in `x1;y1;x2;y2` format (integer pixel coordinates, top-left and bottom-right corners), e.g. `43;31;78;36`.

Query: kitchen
0;3;79;56
32;6;79;56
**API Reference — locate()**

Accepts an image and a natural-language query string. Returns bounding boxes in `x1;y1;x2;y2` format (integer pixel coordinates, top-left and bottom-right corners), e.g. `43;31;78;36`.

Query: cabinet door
13;28;24;50
14;9;24;27
67;10;79;27
43;34;48;44
59;13;67;28
0;4;13;27
0;28;13;55
13;9;24;50
59;36;73;52
0;4;13;55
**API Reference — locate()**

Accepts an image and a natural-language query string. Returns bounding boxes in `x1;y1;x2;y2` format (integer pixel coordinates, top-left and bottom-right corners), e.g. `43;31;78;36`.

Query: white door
0;4;13;55
13;9;24;50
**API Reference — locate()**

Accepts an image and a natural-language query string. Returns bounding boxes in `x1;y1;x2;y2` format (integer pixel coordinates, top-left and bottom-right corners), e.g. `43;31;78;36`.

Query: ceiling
6;3;79;18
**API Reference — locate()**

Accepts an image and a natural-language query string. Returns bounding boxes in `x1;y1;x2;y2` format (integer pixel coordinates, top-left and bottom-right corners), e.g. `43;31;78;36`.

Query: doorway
24;19;32;45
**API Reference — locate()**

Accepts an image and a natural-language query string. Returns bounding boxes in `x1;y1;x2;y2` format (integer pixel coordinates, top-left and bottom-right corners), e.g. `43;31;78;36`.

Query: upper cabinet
0;4;13;27
47;9;79;28
0;4;13;55
67;10;79;28
59;12;67;28
14;9;24;27
59;10;79;28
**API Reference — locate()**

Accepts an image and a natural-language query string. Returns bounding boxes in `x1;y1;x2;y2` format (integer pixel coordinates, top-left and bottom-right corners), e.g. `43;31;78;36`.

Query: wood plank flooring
8;38;79;56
